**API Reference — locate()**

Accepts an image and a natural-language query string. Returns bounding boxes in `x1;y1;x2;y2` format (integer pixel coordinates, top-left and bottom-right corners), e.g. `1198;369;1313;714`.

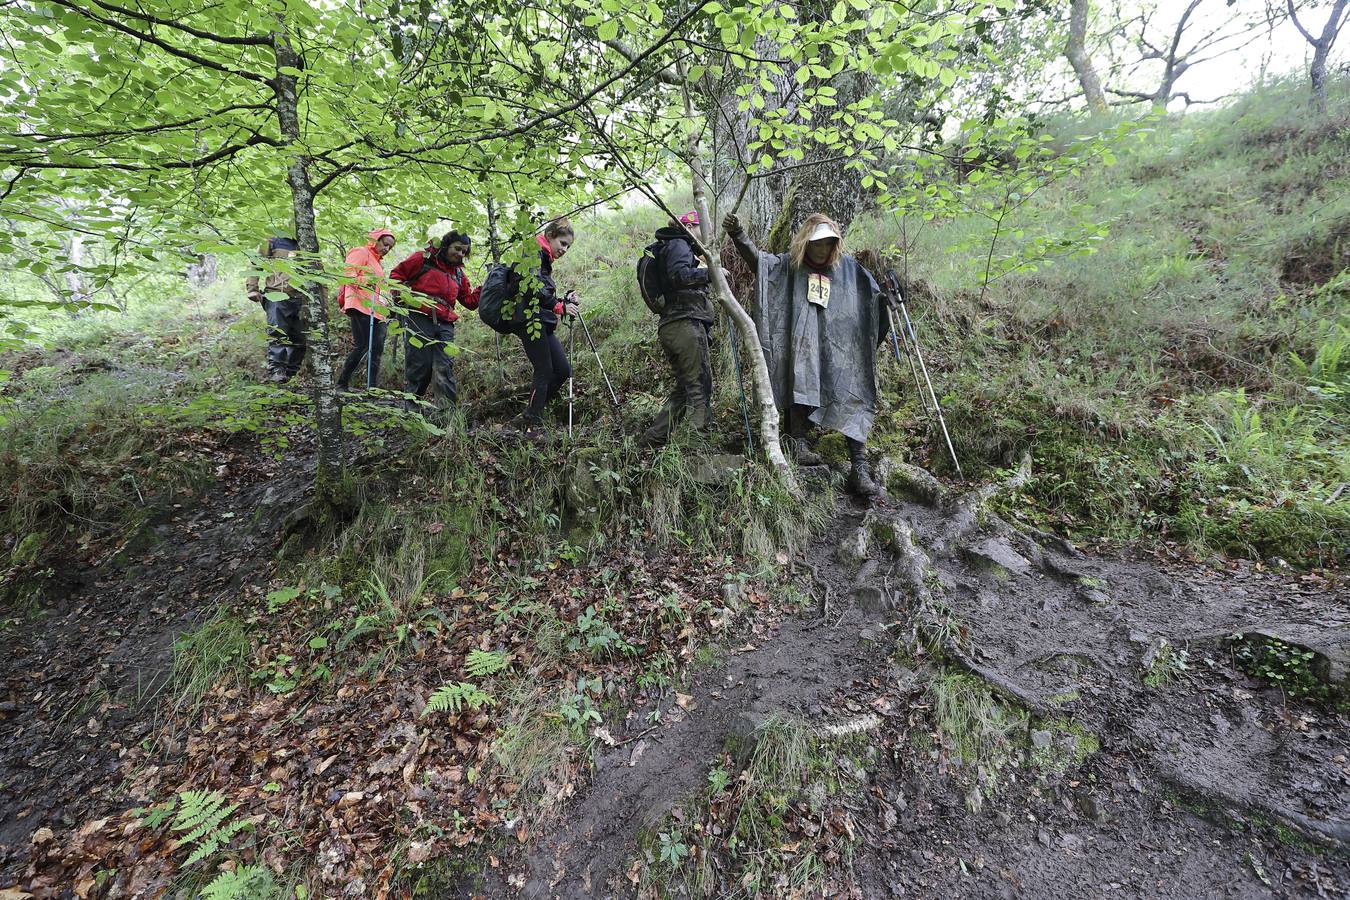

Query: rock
1227;626;1349;696
1075;792;1106;823
836;527;870;565
883;460;949;506
690;453;746;487
1030;729;1052;749
565;452;607;517
859;625;885;645
728;708;771;762
721;581;744;607
1036;828;1052;847
879;802;899;833
1141;637;1169;672
852;585;892;614
1079;587;1110;605
963;538;1032;579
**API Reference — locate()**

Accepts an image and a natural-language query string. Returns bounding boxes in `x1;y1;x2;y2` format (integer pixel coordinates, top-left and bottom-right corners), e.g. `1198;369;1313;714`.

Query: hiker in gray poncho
724;211;886;498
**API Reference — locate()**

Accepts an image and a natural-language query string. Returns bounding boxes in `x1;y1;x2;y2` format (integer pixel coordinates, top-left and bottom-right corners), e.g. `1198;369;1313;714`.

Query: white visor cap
808;222;841;242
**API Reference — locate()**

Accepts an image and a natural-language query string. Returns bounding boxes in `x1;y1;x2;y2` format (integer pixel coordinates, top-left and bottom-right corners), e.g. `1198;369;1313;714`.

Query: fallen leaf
428;522;444;535
29;827;54;845
675;693;694;710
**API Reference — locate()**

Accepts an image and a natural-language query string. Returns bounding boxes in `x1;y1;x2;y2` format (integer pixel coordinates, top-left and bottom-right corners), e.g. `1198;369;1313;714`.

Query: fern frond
172;790;236;837
182;816;253;868
201;864;275;900
465;649;512;678
423;681;496;716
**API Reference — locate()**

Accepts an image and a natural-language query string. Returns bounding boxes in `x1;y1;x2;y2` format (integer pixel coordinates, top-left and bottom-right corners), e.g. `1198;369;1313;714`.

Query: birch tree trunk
1067;0;1108;111
680;67;795;489
273;26;345;500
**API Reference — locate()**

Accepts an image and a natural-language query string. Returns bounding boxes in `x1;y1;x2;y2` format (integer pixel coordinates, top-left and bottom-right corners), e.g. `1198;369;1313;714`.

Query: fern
170;790;253;868
201;864;275;900
465;649;512;678
423;681;496;716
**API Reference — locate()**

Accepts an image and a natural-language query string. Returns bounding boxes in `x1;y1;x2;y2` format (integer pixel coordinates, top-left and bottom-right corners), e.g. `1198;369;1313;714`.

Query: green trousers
640;318;713;446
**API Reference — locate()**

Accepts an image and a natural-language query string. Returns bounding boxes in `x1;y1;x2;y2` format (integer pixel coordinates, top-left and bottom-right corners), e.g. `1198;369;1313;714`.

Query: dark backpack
478;264;524;334
636;240;668;316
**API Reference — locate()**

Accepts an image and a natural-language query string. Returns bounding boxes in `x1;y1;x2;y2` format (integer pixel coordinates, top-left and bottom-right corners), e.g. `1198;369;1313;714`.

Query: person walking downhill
336;228;396;391
638;211;717;448
506;217;579;436
724;211;887;499
390;231;479;414
245;236;308;383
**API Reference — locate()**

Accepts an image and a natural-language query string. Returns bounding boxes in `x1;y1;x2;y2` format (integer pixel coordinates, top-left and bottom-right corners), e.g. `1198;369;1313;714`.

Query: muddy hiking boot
847;438;884;499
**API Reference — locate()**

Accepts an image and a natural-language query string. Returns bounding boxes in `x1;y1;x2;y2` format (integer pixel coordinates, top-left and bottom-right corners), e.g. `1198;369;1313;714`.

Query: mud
0;448;309;881
513;483;1349;898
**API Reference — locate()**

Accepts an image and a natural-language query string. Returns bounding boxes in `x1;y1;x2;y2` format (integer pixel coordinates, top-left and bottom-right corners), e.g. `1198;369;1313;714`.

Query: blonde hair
789;213;844;269
543;217;574;239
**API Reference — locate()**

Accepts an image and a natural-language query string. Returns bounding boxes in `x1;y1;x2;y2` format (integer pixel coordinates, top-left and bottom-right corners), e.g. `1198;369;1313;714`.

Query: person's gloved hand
722;213;742;234
247;291;262;304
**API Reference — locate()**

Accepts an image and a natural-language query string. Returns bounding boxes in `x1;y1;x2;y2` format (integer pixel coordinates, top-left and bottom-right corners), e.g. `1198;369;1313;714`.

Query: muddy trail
511;463;1349;898
0;443;310;883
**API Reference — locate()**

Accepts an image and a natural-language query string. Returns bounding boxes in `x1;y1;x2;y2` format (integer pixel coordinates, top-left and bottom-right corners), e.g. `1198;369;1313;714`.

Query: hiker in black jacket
638;211;718;448
506;217;579;435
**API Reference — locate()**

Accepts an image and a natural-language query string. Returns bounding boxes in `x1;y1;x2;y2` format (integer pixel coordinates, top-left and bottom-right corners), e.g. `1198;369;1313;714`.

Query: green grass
643;715;869;898
853;76;1350;565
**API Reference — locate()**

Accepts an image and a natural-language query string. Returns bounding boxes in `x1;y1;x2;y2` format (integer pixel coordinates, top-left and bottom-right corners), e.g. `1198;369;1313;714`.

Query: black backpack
477;264;525;334
636;240;668;316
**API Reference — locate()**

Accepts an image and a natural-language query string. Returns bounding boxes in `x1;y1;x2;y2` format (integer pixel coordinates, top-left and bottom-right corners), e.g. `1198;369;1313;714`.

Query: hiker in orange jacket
336;228;396;390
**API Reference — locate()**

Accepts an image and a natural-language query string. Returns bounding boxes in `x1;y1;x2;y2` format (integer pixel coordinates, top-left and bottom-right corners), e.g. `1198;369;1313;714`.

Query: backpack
635;240;667;316
477;263;525;334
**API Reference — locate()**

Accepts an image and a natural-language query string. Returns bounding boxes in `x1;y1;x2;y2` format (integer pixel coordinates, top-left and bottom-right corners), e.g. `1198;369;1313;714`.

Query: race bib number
807;272;832;308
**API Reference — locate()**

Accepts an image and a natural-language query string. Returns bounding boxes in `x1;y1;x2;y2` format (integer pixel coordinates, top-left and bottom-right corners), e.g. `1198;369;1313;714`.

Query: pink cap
678;211;700;227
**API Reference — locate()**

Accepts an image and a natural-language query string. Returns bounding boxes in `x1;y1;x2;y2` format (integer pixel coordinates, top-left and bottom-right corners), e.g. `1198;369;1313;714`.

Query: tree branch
82;0;271;45
47;0;268;83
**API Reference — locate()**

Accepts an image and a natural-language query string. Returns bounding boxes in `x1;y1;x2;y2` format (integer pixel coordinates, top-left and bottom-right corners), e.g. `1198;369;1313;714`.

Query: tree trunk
710;40;870;243
1067;0;1108;111
1289;0;1348;115
681;67;794;489
273;29;344;500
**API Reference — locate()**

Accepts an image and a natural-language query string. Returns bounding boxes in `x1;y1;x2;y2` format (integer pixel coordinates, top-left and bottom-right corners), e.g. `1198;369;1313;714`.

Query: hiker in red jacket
390;231;480;410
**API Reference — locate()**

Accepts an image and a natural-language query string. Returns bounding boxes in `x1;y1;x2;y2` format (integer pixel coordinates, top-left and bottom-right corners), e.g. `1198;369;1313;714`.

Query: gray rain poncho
733;232;885;443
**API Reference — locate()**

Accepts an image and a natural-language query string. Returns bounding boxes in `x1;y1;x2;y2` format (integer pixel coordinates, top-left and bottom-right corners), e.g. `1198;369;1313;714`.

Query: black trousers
337;309;387;388
402;312;456;405
263;297;307;377
515;323;571;423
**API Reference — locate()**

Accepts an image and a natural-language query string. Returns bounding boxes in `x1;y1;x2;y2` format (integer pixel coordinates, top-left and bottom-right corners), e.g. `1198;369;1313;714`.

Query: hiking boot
265;369;289;384
788;436;823;466
846;438;884;500
847;458;884;499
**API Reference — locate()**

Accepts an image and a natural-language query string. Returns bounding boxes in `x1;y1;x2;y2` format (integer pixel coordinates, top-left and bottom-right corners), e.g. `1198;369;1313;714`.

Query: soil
0;442;309;884
508;485;1349;898
3;451;1346;898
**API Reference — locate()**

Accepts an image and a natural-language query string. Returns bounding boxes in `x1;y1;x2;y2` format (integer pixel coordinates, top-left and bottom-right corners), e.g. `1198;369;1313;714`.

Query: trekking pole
566;318;576;437
885;269;963;481
366;306;376;389
885;300;931;417
573;307;620;409
726;319;754;455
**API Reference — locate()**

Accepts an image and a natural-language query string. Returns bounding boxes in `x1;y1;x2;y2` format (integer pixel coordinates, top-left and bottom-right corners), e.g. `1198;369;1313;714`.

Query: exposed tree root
1157;764;1350;854
817;713;882;739
931;451;1032;556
